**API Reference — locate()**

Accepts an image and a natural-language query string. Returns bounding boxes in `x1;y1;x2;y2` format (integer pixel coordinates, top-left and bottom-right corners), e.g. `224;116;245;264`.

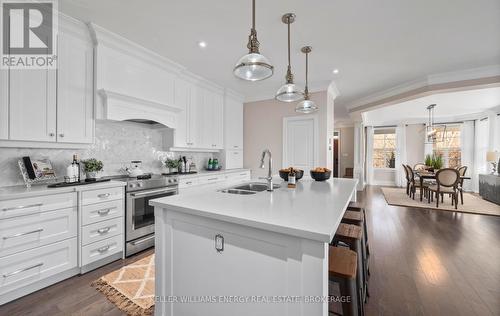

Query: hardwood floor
360;186;500;316
1;186;499;316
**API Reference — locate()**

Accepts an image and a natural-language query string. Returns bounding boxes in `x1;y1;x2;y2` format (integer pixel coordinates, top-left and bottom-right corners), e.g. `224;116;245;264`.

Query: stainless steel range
116;174;178;256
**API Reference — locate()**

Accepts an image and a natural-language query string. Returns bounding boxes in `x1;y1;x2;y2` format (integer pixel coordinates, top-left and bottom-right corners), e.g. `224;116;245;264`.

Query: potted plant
432;154;443;170
82;158;103;180
424;154;432;168
165;158;179;174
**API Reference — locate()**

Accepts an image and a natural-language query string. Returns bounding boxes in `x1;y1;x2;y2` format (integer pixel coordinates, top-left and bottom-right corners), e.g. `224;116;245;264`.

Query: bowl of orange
310;167;331;181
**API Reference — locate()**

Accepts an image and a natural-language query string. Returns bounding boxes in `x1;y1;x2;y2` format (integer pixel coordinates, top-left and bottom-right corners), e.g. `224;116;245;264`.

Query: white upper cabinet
0;70;8;140
57;16;94;144
224;92;244;150
9;68;57;142
3;14;93;146
172;78;224;151
199;88;224;150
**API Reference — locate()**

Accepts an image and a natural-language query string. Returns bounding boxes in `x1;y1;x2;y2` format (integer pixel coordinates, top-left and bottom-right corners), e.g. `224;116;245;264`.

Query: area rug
92;254;155;316
381;187;500;217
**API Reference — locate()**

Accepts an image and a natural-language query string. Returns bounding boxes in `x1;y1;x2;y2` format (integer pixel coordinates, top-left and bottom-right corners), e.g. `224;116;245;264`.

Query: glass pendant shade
296;46;317;113
295;99;318;114
233;53;273;81
275;83;303;102
233;0;273;81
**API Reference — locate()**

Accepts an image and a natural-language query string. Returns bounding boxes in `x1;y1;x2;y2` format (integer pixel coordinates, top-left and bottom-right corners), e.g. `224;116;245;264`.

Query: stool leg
335;276;358;316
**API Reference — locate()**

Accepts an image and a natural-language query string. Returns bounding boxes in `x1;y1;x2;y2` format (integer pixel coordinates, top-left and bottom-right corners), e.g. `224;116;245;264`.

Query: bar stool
341;210;370;281
345;207;370;257
329;246;363;316
332;223;368;304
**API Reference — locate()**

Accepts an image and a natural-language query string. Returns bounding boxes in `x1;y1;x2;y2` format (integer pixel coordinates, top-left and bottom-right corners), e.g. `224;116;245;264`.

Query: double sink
219;182;280;195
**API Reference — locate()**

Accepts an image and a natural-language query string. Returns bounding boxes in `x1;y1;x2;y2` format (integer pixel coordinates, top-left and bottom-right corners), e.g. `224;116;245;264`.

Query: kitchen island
150;177;358;316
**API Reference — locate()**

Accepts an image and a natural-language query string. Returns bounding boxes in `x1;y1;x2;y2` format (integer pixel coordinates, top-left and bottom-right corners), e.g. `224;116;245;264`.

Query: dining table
415;171;471;202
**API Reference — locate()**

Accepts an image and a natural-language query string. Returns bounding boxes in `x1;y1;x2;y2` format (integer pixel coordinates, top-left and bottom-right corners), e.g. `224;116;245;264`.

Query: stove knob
138;182;144;187
129;183;136;189
168;179;173;183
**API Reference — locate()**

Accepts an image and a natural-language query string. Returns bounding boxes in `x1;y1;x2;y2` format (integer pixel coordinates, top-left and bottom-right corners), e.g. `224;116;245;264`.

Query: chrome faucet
259;149;274;191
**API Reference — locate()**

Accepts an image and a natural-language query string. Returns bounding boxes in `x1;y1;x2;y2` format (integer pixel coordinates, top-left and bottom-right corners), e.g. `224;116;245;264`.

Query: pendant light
295;46;318;113
233;0;274;81
425;104;446;143
275;13;303;102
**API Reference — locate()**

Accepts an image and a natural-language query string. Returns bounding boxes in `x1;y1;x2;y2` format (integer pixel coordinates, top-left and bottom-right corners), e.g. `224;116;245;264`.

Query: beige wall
405;124;426;167
243;91;328;177
338;127;354;177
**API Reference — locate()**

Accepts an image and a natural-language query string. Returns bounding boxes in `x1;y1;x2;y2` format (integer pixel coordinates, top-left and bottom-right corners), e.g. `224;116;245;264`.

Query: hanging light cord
252;0;256;30
304;50;309;98
247;0;260;53
287;20;291;68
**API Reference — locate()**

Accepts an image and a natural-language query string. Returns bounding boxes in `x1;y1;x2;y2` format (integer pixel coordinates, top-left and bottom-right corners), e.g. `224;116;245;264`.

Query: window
432;125;461;168
373;128;396;168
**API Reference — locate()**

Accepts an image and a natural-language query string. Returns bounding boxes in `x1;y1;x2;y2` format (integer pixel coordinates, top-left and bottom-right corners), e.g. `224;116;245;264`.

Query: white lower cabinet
0;184;125;304
81;217;123;246
0;238;77;297
0;207;77;257
81;199;123;226
81;234;123;266
79;186;125;273
178;170;251;191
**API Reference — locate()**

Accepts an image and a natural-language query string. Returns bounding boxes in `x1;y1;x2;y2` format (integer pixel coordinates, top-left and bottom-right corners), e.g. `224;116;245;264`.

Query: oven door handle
129;187;178;197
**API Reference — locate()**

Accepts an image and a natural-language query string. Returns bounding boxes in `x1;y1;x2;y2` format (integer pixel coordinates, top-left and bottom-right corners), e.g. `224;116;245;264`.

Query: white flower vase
86;171;99;180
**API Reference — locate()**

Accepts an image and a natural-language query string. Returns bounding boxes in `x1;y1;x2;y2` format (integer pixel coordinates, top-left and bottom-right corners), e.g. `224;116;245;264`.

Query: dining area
403;162;470;209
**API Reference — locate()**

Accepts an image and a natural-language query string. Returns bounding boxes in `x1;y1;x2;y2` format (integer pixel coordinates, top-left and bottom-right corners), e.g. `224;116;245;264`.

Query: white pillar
353;122;365;191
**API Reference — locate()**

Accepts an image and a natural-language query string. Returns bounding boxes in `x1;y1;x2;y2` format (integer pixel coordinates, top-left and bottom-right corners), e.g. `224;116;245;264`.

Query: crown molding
347;65;500;114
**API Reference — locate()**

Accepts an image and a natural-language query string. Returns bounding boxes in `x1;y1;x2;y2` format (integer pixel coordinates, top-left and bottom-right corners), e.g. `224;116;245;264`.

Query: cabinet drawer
0;192;76;220
179;177;199;189
0;207;77;257
198;175;224;186
81;186;123;206
81;217;123;246
81;234;123;266
0;238;77;295
225;150;243;169
81;199;123;226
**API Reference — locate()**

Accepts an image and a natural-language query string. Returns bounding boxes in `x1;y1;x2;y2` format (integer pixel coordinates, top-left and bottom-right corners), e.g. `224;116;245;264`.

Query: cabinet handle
233;146;239;148
215;234;224;253
97;227;111;234
97;193;111;198
97;245;110;253
2;203;43;212
208;177;218;181
59;133;64;137
234;152;239;155
3;228;43;239
3;262;44;278
97;207;116;215
49;132;55;137
185;181;192;185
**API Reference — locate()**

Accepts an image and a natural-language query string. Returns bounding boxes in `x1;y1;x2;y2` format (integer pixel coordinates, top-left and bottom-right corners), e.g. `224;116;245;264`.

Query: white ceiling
59;0;500;115
362;87;500;125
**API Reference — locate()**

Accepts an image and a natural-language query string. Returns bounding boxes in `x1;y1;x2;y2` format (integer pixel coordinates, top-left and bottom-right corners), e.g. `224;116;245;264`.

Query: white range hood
90;23;184;129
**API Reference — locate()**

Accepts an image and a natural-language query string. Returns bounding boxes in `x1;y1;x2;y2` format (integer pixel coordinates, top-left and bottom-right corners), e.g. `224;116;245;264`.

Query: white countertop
0;180;126;201
150;177;358;243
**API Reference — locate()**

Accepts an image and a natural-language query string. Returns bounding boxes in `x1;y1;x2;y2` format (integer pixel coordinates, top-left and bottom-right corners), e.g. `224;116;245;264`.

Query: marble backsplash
0;120;218;187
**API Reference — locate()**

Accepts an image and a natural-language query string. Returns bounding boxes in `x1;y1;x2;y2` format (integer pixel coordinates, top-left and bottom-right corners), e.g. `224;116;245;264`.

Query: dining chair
457;166;468;205
406;165;427;200
403;164;410;195
427;168;460;209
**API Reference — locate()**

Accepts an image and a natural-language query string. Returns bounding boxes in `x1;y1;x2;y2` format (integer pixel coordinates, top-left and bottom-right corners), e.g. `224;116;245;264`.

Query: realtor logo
1;0;58;69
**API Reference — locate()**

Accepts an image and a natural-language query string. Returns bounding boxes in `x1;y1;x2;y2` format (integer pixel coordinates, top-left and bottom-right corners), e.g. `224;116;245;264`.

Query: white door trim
282;115;319;169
